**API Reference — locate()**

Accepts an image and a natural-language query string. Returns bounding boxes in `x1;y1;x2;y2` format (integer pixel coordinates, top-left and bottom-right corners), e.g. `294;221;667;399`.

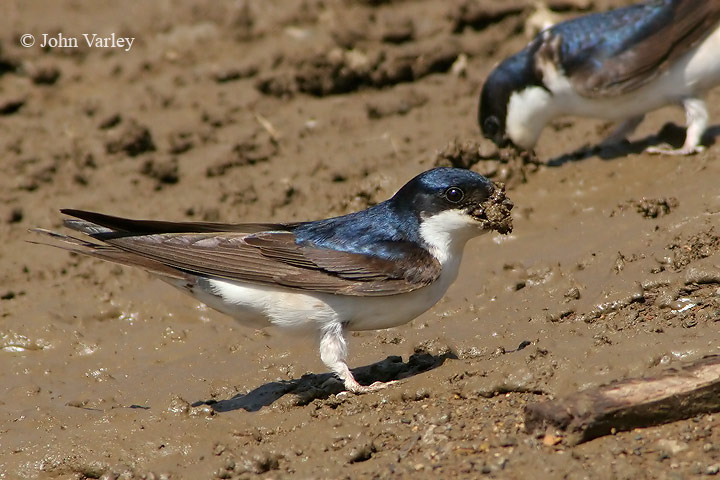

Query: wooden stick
525;355;720;444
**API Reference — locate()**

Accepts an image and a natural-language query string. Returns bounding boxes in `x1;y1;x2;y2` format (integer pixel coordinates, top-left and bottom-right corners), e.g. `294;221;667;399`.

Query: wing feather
547;0;720;97
45;210;441;297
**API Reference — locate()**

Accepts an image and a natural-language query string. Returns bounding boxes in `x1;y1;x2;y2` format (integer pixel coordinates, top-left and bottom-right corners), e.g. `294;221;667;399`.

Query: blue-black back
554;0;673;75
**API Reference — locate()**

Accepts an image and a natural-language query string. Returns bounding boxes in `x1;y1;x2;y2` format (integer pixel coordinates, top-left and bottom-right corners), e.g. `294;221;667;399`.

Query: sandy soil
1;1;719;478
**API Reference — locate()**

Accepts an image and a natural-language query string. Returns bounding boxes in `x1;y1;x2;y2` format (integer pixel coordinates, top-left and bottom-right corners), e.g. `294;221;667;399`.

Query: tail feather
29;228;188;280
60;208;293;236
29;228;97;247
63;219;114;236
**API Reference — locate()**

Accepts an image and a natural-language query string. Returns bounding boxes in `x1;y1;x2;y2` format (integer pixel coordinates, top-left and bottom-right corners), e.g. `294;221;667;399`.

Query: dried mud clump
435;139;538;187
612;197;680;218
436;139;493;170
634;197;679;218
105;120;156;157
0;97;24;115
6;207;23;224
668;228;719;270
211;64;259;83
257;40;460;98
26;63;61;85
450;0;592;33
140;157;179;187
296;49;372;96
371;41;460;86
366;89;427;119
450;0;526;33
206;133;278;177
379;17;415;44
473;182;513;234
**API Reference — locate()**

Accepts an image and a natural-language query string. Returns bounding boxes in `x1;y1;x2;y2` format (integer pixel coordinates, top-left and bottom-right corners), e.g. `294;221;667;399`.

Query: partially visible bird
479;0;720;156
32;168;513;394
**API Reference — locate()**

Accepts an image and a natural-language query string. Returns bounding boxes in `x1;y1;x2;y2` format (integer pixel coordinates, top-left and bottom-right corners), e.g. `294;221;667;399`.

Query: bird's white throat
506;85;555;149
419;209;484;267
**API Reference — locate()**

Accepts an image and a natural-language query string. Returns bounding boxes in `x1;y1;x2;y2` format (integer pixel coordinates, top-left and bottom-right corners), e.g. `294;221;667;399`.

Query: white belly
168;264;458;333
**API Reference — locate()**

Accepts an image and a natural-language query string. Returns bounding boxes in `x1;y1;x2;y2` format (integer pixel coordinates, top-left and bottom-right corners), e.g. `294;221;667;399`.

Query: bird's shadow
547;123;720;167
193;351;456;413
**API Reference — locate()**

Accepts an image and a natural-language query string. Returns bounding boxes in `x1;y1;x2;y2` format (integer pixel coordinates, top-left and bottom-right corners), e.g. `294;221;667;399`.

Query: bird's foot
343;379;399;395
645;144;704;156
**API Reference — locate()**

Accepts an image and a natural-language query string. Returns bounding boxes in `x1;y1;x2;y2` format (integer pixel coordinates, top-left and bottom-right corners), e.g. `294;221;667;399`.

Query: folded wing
547;0;720;97
35;209;441;297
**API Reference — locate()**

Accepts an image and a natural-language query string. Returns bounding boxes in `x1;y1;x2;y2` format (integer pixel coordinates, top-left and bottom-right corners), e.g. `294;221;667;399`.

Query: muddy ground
1;1;719;478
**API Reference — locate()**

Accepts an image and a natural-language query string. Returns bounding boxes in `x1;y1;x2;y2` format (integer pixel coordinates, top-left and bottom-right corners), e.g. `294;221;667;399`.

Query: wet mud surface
1;1;719;478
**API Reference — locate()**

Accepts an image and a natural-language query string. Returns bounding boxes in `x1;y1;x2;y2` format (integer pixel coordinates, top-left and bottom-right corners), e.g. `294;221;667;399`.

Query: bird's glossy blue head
389;168;512;259
391;167;495;218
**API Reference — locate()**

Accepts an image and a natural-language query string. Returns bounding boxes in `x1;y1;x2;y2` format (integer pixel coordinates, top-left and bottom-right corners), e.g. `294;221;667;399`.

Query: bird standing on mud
33;168;513;394
479;0;720;156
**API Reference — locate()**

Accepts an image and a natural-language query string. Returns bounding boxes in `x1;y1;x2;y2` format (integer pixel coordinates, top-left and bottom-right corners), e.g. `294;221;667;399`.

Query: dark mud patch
256;39;461;98
450;0;527;33
206;132;278;177
105;120;156;157
0;96;25;115
667;227;720;271
140;157;180;187
366;89;427;119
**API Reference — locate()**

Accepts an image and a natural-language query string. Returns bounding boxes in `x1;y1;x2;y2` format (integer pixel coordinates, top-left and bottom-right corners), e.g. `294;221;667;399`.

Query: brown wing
243;232;440;294
41;210;441;297
555;1;720;97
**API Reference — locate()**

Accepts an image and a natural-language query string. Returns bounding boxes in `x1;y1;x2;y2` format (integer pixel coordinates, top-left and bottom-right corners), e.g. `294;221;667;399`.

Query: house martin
32;168;513;394
479;0;720;155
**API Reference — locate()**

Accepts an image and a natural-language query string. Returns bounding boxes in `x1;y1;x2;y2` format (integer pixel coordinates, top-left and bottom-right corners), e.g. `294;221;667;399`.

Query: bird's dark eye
483;116;500;136
444;186;464;203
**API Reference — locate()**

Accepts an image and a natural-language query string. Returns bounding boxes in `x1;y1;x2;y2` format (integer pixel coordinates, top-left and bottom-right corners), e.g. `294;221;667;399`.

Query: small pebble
542;434;562;446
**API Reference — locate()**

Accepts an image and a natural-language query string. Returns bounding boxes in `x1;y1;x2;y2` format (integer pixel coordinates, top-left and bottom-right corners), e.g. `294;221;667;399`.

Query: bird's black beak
494;134;510;149
505;137;527;153
481;130;508;149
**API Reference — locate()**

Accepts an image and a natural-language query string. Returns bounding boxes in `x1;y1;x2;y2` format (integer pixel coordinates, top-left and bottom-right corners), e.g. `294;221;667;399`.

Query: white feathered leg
646;98;707;155
319;322;396;393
